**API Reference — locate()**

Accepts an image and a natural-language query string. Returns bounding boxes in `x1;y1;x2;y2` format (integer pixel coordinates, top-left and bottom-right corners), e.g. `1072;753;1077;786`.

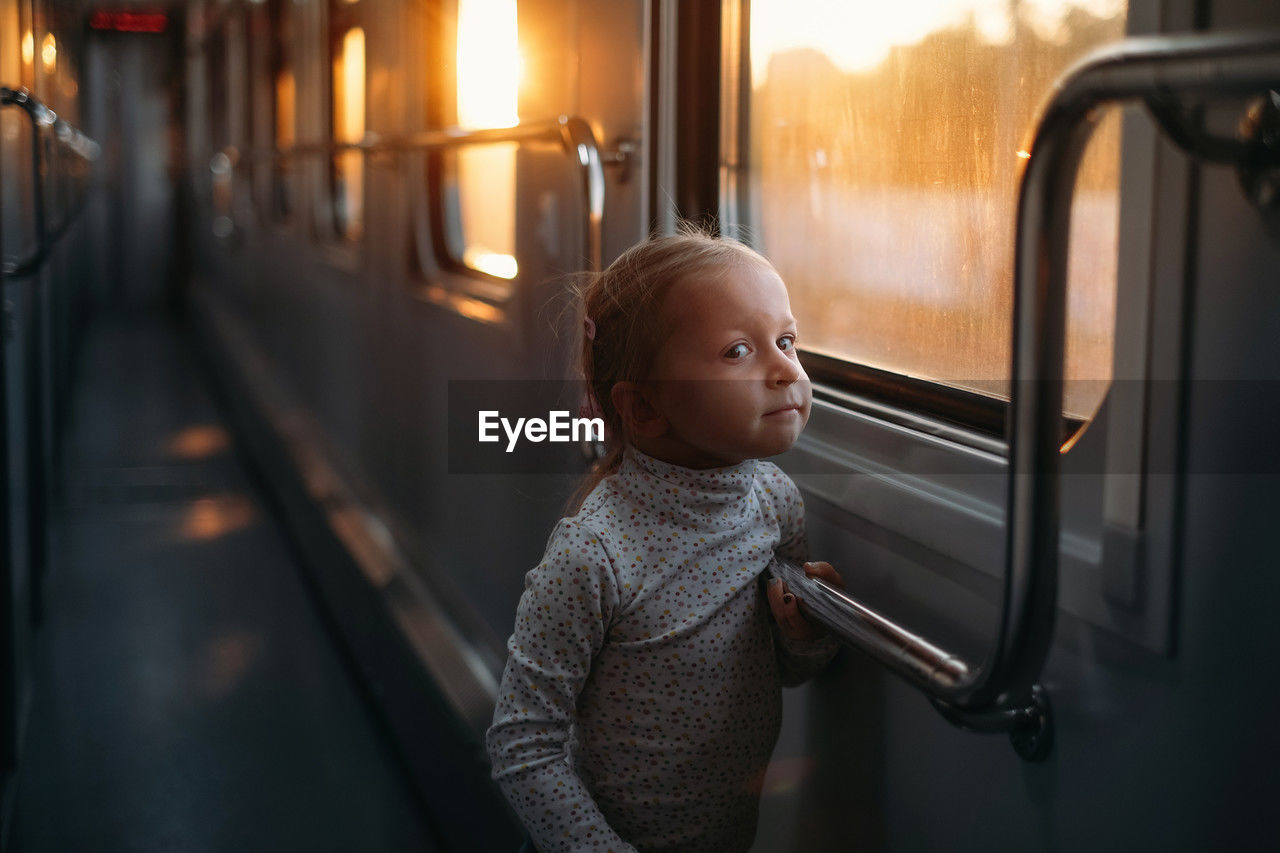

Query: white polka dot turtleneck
487;449;837;852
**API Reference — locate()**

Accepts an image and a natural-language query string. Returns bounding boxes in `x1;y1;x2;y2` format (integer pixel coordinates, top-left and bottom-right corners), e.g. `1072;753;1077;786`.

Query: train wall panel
192;277;524;851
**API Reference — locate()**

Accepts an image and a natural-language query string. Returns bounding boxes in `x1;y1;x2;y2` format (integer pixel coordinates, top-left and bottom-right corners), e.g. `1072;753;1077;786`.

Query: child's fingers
802;560;845;590
768;573;798;622
766;577;807;635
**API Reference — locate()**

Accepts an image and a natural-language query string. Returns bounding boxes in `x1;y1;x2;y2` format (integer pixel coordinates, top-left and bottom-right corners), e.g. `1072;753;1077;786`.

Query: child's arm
767;562;842;685
486;519;638;853
761;464;840;685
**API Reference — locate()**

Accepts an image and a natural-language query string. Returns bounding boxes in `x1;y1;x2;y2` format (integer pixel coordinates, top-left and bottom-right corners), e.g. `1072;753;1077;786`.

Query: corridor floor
9;315;440;852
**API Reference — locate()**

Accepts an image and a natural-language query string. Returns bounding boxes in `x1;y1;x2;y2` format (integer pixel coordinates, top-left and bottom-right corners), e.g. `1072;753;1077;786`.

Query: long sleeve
486;520;638;853
761;464;840;686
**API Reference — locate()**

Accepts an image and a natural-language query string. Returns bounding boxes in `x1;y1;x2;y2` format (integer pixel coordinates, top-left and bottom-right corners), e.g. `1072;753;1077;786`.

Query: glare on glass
333;26;364;240
745;0;1126;418
454;0;520;280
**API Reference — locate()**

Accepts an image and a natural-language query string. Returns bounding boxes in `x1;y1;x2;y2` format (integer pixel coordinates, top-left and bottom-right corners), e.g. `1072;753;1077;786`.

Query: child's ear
611;381;669;439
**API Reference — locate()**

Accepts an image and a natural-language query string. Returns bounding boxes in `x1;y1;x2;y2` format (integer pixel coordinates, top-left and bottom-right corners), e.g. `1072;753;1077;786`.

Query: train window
329;2;364;241
207;26;228;155
246;2;272;220
271;0;295;219
271;0;295;220
426;0;520;284
224;12;251;228
724;0;1126;423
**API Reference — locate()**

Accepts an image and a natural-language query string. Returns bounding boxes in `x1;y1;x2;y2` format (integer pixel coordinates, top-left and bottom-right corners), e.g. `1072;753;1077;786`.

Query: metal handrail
223;115;605;273
781;31;1280;761
1;86;100;278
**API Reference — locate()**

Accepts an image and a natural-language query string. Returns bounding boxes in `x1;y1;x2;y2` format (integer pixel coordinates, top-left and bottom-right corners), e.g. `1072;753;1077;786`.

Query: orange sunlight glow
748;0;1126;419
338;27;365;143
275;70;295;147
166;425;231;460
333;27;365;238
463;249;519;280
455;0;519;279
456;0;521;129
750;0;1126;80
41;33;56;74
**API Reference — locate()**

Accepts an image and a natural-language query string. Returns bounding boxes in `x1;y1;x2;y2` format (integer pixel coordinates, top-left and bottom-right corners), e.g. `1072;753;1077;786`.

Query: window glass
331;10;364;240
207;26;231;221
268;0;294;219
449;0;519;280
740;0;1126;418
274;69;295;215
207;27;227;150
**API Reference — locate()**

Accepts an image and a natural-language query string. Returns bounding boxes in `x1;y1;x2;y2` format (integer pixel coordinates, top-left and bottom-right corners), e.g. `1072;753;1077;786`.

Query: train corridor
7;314;440;852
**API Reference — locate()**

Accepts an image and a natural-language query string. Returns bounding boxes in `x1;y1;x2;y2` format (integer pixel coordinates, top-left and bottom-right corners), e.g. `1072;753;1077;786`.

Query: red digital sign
89;10;168;33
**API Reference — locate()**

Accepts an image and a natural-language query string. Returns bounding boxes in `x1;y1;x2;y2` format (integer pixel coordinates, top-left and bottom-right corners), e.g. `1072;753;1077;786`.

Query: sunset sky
750;0;1125;80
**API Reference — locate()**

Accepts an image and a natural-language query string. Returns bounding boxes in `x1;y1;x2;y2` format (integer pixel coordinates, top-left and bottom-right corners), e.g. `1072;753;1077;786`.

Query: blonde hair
567;228;774;512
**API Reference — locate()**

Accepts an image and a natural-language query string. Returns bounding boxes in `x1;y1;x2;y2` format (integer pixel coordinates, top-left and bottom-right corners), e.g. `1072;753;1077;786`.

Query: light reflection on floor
199;632;264;700
178;494;256;541
165;423;231;460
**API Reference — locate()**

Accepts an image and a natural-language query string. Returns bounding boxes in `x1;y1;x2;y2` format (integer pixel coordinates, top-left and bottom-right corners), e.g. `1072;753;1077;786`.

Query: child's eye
724;343;751;360
777;335;796;352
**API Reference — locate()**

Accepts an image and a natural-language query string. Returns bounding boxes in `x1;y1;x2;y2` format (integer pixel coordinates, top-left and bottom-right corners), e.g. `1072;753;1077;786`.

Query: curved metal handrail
780;31;1280;761
222;115;605;273
1;86;100;278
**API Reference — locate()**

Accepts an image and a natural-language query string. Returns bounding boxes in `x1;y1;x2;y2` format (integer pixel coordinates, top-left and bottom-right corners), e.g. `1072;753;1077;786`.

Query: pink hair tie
584;316;597;341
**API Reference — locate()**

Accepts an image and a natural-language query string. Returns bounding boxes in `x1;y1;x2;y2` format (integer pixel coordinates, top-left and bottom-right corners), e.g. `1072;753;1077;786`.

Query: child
486;232;843;852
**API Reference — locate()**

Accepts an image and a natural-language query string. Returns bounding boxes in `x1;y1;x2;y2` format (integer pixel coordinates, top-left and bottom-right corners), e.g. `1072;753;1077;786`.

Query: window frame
325;0;365;244
409;0;523;305
686;0;1179;656
711;0;1130;447
266;0;297;225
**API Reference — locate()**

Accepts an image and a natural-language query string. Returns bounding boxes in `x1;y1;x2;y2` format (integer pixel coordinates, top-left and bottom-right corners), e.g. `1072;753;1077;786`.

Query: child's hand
767;561;844;643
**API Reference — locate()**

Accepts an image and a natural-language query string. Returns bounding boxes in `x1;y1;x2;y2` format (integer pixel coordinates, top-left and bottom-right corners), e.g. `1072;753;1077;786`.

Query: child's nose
768;349;804;386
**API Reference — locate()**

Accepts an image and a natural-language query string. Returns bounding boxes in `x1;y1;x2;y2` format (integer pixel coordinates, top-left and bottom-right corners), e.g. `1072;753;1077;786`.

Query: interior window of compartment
438;0;521;282
330;1;364;240
271;0;295;220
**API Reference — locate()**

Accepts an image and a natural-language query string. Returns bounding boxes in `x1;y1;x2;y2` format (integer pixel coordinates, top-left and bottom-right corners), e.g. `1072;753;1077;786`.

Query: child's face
643;260;811;469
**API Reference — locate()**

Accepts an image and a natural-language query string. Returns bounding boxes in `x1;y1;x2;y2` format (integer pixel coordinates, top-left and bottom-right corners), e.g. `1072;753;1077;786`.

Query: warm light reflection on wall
275;70;295;147
22;30;33;66
455;0;519;279
420;285;507;324
333;27;365;239
41;33;56;74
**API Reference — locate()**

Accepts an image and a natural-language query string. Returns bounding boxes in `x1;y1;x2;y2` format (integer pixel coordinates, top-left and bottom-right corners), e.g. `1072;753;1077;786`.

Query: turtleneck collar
610;448;758;524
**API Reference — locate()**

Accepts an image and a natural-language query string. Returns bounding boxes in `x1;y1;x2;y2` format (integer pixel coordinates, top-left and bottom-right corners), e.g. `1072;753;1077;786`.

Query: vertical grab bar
1;87;54;278
1;87;99;278
776;31;1280;761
